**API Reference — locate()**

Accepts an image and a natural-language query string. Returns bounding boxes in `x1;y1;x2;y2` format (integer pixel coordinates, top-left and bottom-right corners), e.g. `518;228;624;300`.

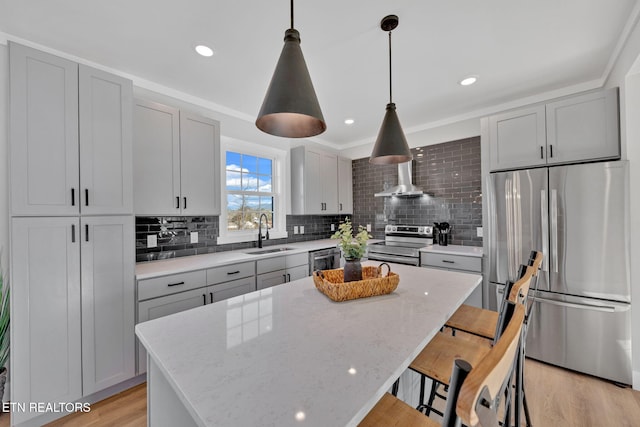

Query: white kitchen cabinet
337;157;353;214
256;252;309;290
291;146;339;214
545;89;619;165
488;88;620;171
9;42;133;216
81;216;135;395
209;277;256;302
133;99;221;216
488;105;547;171
11;217;82;425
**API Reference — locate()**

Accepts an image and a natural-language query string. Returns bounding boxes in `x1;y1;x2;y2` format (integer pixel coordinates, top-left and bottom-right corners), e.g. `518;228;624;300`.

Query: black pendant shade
256;7;326;138
370;102;412;164
370;15;413;165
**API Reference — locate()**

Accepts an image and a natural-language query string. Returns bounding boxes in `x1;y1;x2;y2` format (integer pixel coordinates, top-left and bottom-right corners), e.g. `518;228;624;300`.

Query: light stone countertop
135;261;482;427
420;244;484;258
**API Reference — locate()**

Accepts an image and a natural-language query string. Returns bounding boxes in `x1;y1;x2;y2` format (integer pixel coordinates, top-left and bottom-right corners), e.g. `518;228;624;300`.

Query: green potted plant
331;217;371;282
0;264;8;402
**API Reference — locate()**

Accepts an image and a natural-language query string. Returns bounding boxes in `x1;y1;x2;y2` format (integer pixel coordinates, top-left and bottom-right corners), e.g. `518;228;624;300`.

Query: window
217;138;287;244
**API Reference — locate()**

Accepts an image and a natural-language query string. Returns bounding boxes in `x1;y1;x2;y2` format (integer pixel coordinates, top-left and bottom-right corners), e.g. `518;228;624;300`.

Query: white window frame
217;137;288;245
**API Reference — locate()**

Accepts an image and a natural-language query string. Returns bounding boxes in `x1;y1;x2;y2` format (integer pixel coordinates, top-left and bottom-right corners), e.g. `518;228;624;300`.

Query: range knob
418;227;424;233
391;226;397;232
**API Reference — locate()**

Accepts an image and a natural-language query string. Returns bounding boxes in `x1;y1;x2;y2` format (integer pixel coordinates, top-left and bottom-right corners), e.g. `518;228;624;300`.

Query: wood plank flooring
0;359;638;426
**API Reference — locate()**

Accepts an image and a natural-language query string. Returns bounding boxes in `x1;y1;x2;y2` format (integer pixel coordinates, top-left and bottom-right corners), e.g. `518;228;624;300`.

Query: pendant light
370;15;413;165
256;0;326;138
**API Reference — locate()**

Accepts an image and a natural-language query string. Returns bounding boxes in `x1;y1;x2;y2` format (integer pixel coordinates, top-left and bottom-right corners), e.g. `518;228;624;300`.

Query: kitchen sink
244;247;295;255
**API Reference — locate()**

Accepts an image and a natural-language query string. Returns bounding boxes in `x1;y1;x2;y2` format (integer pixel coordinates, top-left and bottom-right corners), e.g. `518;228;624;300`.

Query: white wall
0;44;8;273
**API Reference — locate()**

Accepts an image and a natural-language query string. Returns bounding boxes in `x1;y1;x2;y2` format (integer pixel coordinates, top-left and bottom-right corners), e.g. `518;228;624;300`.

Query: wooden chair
409;265;534;418
445;251;543;341
359;303;526;427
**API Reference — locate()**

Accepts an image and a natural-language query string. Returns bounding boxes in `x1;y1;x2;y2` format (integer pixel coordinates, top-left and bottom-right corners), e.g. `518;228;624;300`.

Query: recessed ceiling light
459;76;478;86
195;45;214;57
344;118;355;125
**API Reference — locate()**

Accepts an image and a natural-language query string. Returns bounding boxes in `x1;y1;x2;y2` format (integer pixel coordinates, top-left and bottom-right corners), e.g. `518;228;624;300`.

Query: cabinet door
304;150;323;214
545;89;620;164
256;270;287;290
337;157;353;214
286;264;309;282
209;277;256;303
9;42;79;216
488;105;546;171
11;218;81;424
79;65;133;215
81;216;135;394
137;288;207;373
322;153;339;213
133;99;180;215
179;112;221;215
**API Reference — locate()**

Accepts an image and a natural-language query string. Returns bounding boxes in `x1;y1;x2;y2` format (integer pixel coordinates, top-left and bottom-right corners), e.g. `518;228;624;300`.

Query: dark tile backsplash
136;215;348;262
351;136;483;246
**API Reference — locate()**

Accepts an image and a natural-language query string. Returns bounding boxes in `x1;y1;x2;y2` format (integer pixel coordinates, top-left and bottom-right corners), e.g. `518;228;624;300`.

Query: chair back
456;303;526;427
507;265;534;305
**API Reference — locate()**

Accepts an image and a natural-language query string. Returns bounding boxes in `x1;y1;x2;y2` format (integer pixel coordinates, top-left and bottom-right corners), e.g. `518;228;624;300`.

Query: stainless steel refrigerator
487;161;631;385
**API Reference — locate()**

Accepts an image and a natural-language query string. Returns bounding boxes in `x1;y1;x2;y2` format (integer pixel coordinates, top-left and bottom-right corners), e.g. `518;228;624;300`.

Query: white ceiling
1;0;638;151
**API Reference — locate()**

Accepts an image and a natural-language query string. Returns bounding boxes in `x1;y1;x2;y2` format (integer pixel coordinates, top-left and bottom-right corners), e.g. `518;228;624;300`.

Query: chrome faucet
258;213;269;248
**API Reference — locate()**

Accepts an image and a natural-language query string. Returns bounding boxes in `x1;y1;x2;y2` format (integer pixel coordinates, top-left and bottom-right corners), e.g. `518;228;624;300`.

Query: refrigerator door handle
550;188;558;273
540;189;549;272
531;296;620;313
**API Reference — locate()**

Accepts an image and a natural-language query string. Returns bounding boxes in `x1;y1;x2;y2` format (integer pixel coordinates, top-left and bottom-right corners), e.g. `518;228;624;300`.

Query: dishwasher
308;247;341;275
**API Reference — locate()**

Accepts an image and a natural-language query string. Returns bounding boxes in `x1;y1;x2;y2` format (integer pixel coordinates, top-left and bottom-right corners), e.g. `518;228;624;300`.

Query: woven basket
313;263;399;302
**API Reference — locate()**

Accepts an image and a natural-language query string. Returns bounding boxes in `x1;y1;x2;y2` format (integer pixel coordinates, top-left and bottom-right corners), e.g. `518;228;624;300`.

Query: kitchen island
135;261;481;427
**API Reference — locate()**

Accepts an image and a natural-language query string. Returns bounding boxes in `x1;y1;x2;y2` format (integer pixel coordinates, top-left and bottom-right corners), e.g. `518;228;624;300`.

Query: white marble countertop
135;239;384;280
420;244;484;258
135;261;482;427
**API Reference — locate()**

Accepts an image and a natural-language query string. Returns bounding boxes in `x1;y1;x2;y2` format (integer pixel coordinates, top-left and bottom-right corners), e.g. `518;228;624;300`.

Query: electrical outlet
366;224;372;232
300;226;305;234
147;234;157;248
293;226;299;235
190;231;198;244
331;224;335;231
477;227;483;237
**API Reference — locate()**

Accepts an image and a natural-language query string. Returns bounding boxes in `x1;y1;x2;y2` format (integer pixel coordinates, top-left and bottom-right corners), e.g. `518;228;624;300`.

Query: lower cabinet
11;216;134;425
420;251;483;308
256;252;309;290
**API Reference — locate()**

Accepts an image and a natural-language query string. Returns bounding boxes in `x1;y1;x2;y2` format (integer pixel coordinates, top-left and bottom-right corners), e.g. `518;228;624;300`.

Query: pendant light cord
388;31;393;103
290;0;294;29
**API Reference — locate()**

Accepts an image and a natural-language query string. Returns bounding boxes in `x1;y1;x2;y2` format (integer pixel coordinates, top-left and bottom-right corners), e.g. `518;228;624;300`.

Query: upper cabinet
337;157;353;214
9;42;133;216
133;99;221;216
291;146;341;215
488;88;620;171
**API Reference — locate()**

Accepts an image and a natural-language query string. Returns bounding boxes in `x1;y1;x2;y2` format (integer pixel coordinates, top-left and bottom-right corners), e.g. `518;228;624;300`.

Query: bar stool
358;303;526;427
445;250;543;341
409;265;534;418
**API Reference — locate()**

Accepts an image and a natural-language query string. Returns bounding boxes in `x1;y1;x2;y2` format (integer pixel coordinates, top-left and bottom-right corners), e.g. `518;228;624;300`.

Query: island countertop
135;261;482;427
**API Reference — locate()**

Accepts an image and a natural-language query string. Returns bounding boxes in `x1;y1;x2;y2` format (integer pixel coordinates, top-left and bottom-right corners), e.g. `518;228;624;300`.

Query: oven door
367;253;420;266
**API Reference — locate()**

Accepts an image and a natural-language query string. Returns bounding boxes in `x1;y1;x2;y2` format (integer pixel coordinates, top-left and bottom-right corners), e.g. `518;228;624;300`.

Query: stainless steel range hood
375;161;424;197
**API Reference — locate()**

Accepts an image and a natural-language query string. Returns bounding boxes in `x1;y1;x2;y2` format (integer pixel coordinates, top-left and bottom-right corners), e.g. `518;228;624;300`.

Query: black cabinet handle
176;196;180;209
540;146;544;159
168;281;185;287
203;294;206;305
442;260;455;264
549;145;553;158
85;224;89;242
339;203;343;211
183;197;187;209
287;273;291;282
71;224;76;242
227;270;240;275
71;188;75;206
210;292;214;304
283;274;287;282
85;189;89;206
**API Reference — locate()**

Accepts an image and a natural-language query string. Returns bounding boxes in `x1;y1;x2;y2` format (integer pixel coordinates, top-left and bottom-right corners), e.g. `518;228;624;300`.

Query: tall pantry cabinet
9;42;135;424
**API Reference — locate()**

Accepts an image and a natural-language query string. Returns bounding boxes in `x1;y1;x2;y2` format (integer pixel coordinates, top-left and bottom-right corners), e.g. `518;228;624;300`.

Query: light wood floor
1;359;638;426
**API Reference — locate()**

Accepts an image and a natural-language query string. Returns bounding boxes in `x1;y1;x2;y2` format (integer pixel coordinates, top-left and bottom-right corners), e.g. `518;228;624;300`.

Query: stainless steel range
367;225;433;265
